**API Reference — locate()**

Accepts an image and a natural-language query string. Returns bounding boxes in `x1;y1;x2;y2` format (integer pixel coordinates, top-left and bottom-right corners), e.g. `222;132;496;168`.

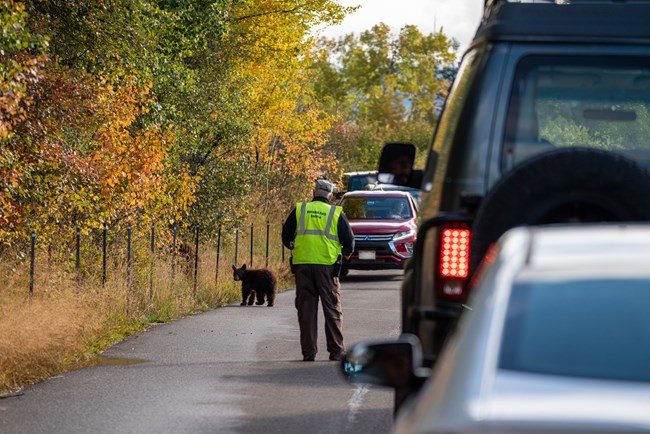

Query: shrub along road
0;270;402;434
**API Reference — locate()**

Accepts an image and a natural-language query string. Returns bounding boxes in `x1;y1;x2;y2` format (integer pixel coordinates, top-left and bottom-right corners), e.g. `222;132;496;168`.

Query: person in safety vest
282;179;355;362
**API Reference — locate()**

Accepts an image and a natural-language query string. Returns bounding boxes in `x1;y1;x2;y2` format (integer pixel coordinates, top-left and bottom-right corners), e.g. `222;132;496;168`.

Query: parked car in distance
341;224;650;432
370;183;421;203
339;190;418;276
343;171;378;192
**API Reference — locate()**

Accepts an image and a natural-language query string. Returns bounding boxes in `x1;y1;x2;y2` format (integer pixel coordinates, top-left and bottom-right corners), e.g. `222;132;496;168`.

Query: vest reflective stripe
296;202;340;242
293;201;342;265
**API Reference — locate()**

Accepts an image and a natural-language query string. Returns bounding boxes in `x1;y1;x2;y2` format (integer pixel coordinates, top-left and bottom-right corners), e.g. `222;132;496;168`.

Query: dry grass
0;287;104;393
0;228;293;395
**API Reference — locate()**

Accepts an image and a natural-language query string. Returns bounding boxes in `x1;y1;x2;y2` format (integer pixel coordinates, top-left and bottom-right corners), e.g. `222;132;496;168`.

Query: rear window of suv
503;55;650;171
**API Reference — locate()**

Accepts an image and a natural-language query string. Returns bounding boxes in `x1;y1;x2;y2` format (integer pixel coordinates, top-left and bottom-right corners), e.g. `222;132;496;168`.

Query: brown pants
294;264;344;358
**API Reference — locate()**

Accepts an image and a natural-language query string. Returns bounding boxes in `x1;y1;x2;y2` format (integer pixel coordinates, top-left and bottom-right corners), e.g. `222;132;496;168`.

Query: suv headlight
393;229;416;241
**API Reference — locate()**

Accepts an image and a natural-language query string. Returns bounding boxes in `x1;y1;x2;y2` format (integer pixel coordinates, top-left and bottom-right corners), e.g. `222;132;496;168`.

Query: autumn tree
28;0;354;232
2;0;355;245
1;0;198;245
1;0;48;242
310;23;459;171
180;0;354;229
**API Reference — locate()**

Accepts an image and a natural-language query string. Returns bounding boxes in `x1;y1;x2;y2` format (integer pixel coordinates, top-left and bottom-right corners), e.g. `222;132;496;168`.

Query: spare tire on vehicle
470;147;650;271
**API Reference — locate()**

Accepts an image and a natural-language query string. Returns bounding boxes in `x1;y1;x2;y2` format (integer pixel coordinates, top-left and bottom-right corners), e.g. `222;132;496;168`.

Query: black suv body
390;0;650;405
340;0;650;413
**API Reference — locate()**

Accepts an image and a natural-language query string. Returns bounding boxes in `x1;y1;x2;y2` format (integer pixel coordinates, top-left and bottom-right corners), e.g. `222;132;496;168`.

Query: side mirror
340;334;427;389
378;143;416;187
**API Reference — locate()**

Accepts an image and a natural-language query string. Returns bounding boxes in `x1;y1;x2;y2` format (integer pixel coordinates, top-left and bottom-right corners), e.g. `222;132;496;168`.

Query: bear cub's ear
232;265;236;271
241;264;246;270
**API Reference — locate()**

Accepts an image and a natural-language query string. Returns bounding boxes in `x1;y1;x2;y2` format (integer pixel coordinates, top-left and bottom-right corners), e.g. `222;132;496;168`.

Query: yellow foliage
224;0;342;194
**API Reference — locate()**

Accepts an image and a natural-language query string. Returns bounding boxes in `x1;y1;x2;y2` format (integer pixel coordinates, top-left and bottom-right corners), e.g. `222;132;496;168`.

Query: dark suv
341;0;650;411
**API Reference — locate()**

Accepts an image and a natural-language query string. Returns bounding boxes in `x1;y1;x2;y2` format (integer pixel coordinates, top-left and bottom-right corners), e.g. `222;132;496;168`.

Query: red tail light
439;228;470;278
436;224;471;300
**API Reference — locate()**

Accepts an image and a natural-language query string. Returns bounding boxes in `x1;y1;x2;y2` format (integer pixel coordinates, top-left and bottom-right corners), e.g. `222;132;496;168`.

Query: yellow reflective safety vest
292;201;343;265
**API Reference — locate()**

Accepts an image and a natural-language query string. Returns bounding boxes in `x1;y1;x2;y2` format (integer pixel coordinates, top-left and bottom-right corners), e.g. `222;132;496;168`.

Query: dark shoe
329;353;345;361
303;355;315;362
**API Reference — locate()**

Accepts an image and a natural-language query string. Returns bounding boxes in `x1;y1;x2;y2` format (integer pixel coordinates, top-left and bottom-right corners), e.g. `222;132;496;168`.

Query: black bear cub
232;264;277;307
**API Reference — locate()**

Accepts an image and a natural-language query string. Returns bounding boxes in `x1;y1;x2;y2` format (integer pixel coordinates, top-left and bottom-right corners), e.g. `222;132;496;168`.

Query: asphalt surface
0;270;402;434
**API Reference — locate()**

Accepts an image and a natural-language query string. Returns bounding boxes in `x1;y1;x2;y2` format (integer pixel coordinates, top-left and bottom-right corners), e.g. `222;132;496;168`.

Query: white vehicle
370;183;421;204
341;224;650;433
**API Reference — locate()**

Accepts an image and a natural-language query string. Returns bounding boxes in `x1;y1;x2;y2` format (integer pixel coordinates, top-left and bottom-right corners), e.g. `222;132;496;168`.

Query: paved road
0;270;402;434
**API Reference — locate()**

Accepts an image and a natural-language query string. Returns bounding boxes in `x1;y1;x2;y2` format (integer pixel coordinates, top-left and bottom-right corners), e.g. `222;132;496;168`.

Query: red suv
339;190;418;276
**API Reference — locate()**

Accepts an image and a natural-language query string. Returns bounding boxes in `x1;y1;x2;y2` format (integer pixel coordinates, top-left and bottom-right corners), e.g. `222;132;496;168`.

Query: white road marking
345;384;371;429
344;326;400;430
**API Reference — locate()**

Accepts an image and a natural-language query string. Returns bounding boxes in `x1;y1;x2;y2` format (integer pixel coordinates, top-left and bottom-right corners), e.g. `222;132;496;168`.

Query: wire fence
17;220;288;298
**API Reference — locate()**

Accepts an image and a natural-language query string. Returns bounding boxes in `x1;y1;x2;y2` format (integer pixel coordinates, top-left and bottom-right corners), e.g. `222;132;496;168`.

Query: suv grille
354;234;393;242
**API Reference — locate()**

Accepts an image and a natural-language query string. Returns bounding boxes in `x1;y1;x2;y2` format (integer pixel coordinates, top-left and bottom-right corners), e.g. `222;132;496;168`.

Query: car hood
349;219;416;235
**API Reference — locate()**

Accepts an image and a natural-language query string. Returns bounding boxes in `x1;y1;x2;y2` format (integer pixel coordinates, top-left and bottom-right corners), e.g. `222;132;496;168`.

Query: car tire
470;147;650;271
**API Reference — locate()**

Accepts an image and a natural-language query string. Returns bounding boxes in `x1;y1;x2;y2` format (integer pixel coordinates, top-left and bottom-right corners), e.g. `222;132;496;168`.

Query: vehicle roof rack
474;1;650;46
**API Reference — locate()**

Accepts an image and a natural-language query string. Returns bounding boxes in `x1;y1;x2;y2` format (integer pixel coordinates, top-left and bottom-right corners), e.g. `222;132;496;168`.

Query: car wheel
470;147;650;271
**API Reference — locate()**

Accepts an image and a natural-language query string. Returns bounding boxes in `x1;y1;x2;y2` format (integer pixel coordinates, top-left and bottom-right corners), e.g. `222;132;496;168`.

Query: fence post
75;228;80;275
29;233;35;297
234;227;239;266
265;220;270;268
102;223;107;286
250;223;254;267
215;225;221;283
127;223;132;290
171;225;177;282
149;222;155;298
193;225;199;295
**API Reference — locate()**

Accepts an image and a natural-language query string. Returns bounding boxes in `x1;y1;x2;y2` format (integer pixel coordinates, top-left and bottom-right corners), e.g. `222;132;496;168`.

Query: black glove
332;254;342;277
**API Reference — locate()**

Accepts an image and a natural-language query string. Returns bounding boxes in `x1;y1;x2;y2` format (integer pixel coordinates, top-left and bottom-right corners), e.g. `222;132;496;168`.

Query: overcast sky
319;0;485;55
